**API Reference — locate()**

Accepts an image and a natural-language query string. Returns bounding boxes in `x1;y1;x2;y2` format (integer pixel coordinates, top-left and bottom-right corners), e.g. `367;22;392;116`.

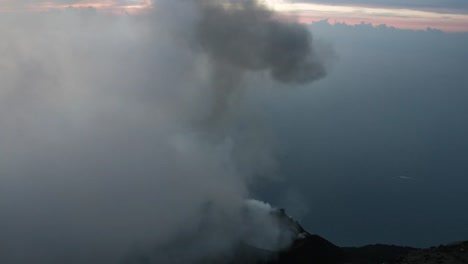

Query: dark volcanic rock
396;241;468;264
122;203;467;264
267;235;345;264
342;244;417;264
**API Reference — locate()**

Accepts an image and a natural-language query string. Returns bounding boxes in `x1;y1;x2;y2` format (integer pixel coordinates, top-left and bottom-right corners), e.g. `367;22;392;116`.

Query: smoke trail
123;1;328;261
194;0;327;124
0;1;328;263
197;0;325;83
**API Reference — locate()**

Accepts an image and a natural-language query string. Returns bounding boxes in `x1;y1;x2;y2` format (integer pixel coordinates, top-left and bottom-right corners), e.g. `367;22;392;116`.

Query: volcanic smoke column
152;0;330;258
194;0;327;126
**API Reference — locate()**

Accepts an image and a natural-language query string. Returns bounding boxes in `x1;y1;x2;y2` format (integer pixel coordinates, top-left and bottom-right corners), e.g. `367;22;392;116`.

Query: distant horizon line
1;1;468;32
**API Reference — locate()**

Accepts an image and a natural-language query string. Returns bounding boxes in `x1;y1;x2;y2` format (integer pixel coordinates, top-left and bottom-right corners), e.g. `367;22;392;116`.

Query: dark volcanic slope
267;235;345;264
266;236;417;264
397;241;468;264
342;244;417;264
122;205;467;264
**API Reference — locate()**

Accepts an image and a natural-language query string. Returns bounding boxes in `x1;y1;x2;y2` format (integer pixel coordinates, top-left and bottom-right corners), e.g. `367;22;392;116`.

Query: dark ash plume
196;0;326;84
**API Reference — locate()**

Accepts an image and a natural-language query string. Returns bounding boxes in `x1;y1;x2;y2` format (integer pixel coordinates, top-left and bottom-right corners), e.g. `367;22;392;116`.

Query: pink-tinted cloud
1;0;468;32
0;0;152;14
267;1;468;32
